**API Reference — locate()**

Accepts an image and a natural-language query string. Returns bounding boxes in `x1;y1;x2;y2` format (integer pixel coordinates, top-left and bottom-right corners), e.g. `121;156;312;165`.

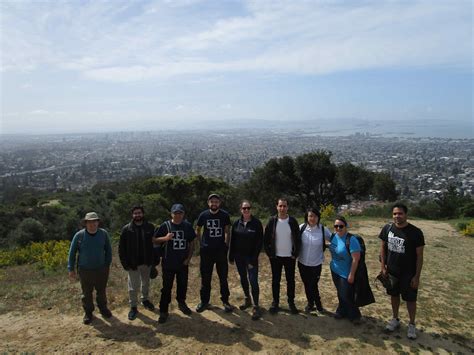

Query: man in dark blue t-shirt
195;194;233;313
153;204;196;324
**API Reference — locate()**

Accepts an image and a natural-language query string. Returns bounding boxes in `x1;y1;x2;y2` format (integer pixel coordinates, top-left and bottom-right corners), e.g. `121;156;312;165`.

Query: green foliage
337;162;373;199
372;172;398;201
461;220;474;237
0;240;70;270
320;204;336;223
11;218;45;247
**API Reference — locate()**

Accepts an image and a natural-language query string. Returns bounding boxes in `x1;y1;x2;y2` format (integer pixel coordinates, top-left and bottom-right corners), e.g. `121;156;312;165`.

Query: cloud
1;0;471;82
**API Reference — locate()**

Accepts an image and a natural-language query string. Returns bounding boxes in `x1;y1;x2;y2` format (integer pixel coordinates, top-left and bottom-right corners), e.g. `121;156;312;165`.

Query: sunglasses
334;224;345;229
241;207;251;210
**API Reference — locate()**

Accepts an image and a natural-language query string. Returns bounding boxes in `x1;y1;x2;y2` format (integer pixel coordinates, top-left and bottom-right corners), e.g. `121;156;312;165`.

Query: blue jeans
235;255;259;306
331;270;361;320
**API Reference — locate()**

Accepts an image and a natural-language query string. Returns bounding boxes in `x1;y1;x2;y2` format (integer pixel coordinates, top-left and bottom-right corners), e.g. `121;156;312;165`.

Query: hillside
0;219;473;353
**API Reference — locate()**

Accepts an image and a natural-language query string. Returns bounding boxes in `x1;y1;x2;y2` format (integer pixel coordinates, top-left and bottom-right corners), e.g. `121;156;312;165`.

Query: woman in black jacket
229;200;263;320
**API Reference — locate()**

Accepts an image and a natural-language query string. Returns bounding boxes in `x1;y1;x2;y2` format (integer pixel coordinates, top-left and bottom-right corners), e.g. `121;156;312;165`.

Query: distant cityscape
0;130;473;200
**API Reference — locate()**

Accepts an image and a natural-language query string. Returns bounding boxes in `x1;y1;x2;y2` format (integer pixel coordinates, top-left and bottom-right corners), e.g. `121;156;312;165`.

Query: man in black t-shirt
154;204;196;324
195;193;233;313
379;203;425;340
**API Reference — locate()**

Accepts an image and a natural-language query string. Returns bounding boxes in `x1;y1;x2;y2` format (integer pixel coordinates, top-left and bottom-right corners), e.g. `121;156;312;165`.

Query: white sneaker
385;318;400;332
407;323;417;339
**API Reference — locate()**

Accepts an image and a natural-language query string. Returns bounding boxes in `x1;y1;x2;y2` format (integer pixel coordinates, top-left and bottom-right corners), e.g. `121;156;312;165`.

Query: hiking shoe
158;312;168;324
196;302;209;313
128;307;138;321
239;298;252;311
289;303;299;315
99;308;112;318
269;302;280;315
178;302;192;315
142;300;155;311
407;323;417;339
305;304;316;313
83;312;93;325
223;302;234;313
251;306;261;321
385;318;401;332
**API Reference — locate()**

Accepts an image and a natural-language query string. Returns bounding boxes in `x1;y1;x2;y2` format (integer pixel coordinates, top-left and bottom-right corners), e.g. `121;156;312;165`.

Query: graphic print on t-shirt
172;230;186;250
387;230;405;254
206;219;222;238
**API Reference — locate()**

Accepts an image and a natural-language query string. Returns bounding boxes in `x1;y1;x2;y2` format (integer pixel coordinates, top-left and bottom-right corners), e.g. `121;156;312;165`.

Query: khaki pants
79;266;109;314
127;264;152;307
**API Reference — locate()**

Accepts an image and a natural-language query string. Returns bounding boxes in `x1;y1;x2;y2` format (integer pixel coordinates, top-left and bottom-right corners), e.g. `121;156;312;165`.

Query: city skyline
1;0;472;135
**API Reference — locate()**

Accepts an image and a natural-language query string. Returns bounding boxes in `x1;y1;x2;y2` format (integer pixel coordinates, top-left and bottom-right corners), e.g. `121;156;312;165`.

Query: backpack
330;232;375;307
330;232;366;262
300;223;327;252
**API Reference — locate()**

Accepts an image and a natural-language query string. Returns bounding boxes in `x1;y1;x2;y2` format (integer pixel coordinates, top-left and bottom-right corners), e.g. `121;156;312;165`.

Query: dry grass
0;219;473;353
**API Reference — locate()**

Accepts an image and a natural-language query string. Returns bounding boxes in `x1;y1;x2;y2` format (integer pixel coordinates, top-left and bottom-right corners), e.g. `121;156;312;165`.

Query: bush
0;240;70;270
461;220;474;237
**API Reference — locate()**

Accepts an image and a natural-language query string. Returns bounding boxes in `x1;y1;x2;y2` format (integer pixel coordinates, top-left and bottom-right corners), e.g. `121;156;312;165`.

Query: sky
0;0;472;135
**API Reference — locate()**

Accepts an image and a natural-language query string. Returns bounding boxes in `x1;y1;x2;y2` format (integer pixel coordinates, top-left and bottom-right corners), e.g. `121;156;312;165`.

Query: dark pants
78;266;109;314
200;248;230;304
159;265;189;313
298;262;323;309
331;270;361;320
235;254;259;306
269;256;296;305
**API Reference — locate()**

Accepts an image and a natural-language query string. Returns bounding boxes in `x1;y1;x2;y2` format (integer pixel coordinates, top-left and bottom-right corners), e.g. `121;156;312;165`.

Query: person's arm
153;224;173;244
184;226;196;265
229;222;236;263
380;240;387;275
348;251;361;284
104;231;112;267
411;246;424;289
224;224;231;247
67;234;79;280
263;218;272;256
118;227;129;270
251;220;264;264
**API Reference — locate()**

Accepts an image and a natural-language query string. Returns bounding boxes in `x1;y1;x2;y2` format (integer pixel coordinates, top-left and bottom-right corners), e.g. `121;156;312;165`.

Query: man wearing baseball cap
153;204;196;323
67;212;113;324
195;194;233;313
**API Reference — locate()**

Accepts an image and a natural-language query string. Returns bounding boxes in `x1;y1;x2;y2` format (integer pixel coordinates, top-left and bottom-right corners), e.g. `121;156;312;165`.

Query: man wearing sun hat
68;212;113;325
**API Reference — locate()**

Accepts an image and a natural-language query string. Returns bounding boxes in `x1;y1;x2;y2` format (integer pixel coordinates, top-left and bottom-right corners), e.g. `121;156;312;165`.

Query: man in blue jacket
68;212;112;324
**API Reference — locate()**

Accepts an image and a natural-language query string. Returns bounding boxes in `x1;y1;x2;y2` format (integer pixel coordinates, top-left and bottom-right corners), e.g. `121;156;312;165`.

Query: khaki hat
84;212;100;221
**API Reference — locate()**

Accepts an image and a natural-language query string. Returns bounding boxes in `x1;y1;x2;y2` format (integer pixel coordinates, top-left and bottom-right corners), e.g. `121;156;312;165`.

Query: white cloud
0;0;471;82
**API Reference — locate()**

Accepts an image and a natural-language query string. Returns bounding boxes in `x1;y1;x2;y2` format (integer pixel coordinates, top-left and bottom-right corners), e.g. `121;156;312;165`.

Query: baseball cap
207;193;221;201
171;204;185;213
84;212;100;221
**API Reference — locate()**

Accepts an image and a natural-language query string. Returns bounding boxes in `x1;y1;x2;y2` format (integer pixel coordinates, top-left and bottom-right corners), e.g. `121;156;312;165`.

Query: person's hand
381;264;387;276
183;259;190;266
229;259;234;265
165;233;174;241
248;264;254;269
68;271;77;281
347;274;355;284
410;276;420;289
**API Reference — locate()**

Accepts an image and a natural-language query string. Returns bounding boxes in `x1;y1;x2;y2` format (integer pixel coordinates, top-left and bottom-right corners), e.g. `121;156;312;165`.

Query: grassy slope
0;218;473;353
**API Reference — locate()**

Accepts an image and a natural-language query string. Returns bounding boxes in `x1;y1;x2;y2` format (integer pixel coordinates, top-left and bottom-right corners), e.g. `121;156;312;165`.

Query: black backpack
330;232;375;307
300;223;327;252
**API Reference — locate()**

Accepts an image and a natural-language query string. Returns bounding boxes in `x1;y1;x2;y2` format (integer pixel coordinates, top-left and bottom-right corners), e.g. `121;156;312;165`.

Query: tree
372;173;398;201
11;218;45;246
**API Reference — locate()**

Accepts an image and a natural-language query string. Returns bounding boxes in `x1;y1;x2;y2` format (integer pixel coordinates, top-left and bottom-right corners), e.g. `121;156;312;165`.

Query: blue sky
1;0;472;134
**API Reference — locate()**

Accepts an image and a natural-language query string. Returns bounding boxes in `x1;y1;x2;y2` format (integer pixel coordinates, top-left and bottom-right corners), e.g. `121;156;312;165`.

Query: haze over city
1;0;472;136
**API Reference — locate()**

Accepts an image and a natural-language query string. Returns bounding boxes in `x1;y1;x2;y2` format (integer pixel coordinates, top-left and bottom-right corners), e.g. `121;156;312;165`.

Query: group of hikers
67;195;424;340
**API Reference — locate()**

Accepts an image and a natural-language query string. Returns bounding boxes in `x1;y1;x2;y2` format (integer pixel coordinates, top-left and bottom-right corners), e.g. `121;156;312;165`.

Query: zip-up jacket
119;220;155;270
229;216;263;263
263;215;301;258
